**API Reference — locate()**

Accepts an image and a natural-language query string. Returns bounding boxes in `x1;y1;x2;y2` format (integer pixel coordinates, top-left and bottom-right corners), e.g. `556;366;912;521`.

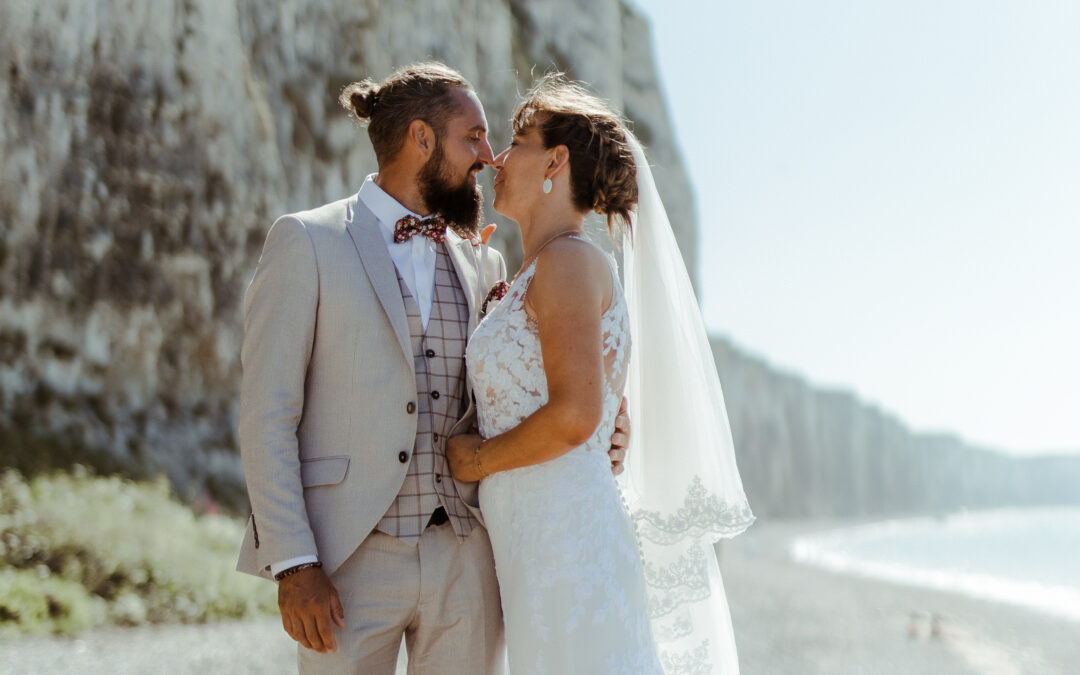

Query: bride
447;74;754;674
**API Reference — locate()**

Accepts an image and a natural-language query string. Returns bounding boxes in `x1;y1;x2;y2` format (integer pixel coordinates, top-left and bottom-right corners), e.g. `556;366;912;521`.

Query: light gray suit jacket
236;193;506;579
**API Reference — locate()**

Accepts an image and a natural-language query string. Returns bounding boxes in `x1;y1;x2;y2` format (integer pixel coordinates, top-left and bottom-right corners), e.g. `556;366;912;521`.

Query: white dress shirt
358;174;439;328
270;177;440;578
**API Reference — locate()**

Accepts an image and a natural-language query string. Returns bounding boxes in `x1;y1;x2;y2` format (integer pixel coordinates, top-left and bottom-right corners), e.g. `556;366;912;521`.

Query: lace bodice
466;238;629;452
465;237;662;674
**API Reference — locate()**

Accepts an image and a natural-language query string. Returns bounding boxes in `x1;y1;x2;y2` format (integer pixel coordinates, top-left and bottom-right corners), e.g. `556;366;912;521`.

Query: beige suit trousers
297;521;505;675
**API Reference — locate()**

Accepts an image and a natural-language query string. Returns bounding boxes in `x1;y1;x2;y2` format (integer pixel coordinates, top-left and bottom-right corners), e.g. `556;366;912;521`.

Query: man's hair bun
338;63;472;163
340;80;380;120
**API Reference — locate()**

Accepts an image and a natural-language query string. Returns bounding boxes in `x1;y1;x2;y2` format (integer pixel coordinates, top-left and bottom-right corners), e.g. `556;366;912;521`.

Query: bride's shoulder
539;234;611;270
531;236;615;306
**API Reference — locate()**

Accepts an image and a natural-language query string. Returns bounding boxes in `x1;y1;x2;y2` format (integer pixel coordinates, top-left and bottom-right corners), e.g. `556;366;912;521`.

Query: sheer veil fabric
622;135;755;674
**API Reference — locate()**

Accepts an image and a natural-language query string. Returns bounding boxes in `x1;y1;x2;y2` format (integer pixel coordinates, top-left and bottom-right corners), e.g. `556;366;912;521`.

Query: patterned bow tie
394;215;448;244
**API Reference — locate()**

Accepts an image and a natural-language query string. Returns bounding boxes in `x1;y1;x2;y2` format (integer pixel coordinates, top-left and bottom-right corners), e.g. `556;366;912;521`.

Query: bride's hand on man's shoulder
469;223;498;247
446;433;484;481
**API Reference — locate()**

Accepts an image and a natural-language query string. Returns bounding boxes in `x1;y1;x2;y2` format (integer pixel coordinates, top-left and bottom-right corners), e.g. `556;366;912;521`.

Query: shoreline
5;517;1078;674
721;518;1080;674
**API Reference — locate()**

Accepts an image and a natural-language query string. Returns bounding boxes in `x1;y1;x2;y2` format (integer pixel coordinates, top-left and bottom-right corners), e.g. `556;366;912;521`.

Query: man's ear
407;119;436;160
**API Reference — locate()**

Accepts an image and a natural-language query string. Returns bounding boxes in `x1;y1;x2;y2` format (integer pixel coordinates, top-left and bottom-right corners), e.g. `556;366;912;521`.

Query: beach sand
722;518;1080;674
5;518;1077;673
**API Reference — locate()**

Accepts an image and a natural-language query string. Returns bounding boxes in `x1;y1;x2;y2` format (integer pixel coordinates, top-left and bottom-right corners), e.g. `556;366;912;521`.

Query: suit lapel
443;232;483;336
444;232;485;402
344;198;413;373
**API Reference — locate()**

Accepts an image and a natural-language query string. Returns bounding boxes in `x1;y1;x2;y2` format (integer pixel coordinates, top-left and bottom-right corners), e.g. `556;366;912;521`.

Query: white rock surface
0;0;695;499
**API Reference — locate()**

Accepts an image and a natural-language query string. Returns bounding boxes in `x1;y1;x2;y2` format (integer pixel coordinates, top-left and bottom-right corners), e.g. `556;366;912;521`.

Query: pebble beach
4;518;1078;674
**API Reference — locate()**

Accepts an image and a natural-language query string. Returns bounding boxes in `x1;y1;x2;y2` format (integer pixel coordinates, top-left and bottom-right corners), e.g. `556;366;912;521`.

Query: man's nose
479;139;495;166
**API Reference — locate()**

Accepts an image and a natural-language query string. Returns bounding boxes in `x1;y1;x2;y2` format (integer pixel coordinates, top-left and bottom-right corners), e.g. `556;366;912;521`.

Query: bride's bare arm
446;239;613;481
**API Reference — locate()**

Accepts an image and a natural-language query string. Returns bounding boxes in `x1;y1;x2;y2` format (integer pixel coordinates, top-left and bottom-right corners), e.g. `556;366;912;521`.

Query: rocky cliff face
0;0;694;503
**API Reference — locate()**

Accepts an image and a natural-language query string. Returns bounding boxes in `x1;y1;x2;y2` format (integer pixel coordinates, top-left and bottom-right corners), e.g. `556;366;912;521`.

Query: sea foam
790;508;1080;622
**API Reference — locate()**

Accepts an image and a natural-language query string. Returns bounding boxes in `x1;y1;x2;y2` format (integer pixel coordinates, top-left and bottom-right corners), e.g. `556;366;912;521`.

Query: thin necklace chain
513;228;583;282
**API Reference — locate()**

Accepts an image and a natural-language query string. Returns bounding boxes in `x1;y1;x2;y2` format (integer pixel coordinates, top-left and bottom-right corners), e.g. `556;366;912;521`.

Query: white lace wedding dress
466;239;664;675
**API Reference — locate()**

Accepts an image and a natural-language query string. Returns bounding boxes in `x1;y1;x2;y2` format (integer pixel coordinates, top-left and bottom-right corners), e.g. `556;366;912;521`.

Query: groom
236;62;628;674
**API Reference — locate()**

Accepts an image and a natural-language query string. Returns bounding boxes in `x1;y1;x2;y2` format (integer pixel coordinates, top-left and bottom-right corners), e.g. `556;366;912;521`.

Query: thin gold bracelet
474;443;489;479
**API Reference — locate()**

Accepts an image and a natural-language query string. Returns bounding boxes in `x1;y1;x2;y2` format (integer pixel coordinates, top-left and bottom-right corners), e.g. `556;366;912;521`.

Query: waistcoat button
425;349;436;358
431;391;440;400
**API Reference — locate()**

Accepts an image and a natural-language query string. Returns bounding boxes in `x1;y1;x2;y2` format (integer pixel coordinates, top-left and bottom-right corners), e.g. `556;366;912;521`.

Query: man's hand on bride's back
446;432;484;482
608;396;630;476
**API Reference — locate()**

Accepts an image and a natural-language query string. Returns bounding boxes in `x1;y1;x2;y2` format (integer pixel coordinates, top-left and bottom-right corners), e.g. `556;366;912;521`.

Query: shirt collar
357;174;466;245
357;174;425;235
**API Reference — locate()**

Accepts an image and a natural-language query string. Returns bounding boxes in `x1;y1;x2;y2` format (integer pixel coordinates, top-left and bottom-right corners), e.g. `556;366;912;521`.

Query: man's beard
418;143;483;235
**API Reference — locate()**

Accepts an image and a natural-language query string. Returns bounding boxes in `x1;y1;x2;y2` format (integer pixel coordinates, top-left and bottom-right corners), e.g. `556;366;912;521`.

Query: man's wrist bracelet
274;561;322;581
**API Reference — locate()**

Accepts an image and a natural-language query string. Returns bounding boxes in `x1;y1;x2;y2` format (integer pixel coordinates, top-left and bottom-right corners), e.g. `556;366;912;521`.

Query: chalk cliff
0;0;693;503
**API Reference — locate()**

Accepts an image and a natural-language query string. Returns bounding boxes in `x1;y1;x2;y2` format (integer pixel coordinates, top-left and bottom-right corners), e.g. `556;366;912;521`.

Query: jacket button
406;402;416;414
398;451;409;463
430;391;440;400
425;349;436;358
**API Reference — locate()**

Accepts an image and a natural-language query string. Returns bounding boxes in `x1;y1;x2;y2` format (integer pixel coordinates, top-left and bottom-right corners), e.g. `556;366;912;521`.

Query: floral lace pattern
467;240;662;674
633;476;757;546
629;477;750;672
661;641;713;675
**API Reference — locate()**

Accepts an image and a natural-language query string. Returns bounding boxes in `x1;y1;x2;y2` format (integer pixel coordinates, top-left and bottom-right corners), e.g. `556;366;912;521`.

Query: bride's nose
493;147;509;169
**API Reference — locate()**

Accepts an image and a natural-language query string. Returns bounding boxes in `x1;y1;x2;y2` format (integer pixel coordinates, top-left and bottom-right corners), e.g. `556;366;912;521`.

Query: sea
790;508;1080;622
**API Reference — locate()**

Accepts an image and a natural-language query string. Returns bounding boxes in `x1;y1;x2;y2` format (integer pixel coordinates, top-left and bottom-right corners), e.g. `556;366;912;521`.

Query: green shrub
0;568;103;638
0;467;276;636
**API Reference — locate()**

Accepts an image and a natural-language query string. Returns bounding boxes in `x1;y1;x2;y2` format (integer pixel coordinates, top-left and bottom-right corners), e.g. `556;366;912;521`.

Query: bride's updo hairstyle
512;74;638;234
340;62;471;165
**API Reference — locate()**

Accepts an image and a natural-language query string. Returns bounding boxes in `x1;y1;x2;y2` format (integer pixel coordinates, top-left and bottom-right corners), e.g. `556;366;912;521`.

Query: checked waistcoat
375;243;480;544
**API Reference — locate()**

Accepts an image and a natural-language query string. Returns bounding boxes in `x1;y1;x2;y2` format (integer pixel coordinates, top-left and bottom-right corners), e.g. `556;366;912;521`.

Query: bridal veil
622;135;755;674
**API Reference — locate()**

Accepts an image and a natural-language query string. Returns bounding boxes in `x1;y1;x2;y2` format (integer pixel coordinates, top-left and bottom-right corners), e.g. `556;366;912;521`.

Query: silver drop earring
542;178;553;194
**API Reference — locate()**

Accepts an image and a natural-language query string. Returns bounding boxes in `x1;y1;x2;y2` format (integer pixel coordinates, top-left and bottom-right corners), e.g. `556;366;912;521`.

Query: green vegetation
0;467;276;638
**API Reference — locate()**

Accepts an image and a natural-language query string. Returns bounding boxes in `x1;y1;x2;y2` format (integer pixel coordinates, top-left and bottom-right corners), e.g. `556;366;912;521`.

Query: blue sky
631;0;1080;454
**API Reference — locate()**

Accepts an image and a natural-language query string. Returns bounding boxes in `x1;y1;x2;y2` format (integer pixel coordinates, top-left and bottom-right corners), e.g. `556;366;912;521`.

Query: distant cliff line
711;335;1080;518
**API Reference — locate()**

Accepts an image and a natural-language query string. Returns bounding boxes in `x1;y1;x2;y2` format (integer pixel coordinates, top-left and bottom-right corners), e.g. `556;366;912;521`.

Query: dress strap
518;230;581;275
518;232;622;311
510;229;583;295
